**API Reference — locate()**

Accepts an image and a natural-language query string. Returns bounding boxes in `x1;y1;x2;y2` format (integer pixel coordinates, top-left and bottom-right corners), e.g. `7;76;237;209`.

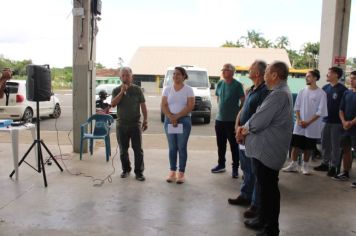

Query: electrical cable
88;5;97;133
46;113;119;187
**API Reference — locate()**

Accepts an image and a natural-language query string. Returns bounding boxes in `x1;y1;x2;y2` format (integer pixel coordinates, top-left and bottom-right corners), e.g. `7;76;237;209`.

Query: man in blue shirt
238;61;293;236
228;60;269;220
314;67;347;177
212;63;245;178
332;71;356;186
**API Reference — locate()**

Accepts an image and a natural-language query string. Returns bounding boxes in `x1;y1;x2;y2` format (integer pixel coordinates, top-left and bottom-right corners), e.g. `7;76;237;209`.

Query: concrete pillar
72;0;96;153
318;0;351;85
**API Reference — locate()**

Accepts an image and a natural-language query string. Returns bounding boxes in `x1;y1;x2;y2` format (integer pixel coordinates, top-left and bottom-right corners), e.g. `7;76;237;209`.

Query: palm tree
221;39;245;48
222;41;236;47
302;42;320;68
260;39;274;48
235;38;245;48
242;30;263;48
275;36;290;49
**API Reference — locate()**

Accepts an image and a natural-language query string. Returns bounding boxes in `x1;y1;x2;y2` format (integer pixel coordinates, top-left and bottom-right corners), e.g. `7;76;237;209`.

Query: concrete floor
0;132;356;236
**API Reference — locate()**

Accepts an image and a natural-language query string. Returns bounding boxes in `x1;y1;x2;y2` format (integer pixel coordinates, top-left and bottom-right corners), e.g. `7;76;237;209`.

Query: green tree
347;57;356;69
260;39;274;48
301;42;320;68
0;58;32;77
96;62;105;69
242;30;264;48
275;36;290;49
221;39;244;48
287;49;305;68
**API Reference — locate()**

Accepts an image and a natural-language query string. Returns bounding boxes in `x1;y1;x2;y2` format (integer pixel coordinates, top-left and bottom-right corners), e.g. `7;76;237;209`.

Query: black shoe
120;171;130;178
211;165;226;173
332;171;350;181
313;163;329;172
232;168;239;179
244;205;258;218
244;218;265;231
327;167;337;177
228;195;251;206
256;230;279;236
135;174;146;181
256;232;268;236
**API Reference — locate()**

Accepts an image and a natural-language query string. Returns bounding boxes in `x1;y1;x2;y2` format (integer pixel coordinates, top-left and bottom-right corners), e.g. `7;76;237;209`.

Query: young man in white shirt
283;69;328;175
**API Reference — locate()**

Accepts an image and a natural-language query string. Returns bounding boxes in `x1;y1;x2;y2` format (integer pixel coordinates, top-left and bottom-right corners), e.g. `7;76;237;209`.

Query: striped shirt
244;81;293;171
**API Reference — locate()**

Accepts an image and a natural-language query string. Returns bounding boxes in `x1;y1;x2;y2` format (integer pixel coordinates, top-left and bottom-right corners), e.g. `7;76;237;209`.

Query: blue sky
0;0;354;68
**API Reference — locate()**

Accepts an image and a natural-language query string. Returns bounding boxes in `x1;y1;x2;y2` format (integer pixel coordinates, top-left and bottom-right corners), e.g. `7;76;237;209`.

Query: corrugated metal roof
129;47;291;77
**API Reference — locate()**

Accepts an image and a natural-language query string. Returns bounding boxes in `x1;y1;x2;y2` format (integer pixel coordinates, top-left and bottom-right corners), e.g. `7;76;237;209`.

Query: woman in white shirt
161;67;195;184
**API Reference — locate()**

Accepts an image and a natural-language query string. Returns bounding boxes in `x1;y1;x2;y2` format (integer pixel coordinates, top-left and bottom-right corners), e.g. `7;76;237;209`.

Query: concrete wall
319;0;351;85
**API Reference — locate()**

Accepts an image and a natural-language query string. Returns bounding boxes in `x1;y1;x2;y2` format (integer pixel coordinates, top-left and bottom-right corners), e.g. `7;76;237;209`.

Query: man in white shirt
282;69;328;175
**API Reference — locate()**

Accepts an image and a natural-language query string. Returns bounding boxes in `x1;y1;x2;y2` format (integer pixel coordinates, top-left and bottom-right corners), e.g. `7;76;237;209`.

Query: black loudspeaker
26;64;52;102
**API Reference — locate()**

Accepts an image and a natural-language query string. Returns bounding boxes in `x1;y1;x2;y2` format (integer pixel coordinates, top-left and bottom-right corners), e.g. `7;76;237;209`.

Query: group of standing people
223;61;293;236
109;62;355;236
282;67;356;186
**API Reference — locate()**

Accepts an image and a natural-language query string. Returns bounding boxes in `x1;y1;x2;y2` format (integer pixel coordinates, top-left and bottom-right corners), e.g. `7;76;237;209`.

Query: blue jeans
164;116;192;173
239;150;260;208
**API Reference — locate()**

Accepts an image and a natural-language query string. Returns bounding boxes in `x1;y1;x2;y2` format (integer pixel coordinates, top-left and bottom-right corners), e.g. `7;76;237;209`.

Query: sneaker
135;174;146;181
327;167;337;177
282;161;298;172
176;172;185;184
120;171;130;178
332;171;349;181
166;171;177;183
301;162;311;175
211;165;226;173
314;163;329;172
351;181;356;188
232;168;239;179
228;195;251;206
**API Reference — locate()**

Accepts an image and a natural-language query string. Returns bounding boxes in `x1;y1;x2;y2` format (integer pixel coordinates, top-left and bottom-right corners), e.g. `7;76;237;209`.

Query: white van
161;65;212;124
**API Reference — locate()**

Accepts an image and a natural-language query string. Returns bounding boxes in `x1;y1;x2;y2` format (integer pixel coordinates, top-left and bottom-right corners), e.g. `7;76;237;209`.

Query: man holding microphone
111;67;148;181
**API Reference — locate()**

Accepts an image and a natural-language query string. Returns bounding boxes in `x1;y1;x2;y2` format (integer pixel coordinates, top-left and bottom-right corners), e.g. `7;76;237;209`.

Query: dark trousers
215;120;239;169
253;158;280;236
116;125;144;175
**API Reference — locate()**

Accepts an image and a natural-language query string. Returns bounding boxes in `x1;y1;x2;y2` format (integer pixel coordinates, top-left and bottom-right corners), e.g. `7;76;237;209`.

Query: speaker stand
9;101;63;187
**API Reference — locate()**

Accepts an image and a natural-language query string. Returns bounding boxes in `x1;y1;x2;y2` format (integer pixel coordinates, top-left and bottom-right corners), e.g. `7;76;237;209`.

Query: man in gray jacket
237;61;293;236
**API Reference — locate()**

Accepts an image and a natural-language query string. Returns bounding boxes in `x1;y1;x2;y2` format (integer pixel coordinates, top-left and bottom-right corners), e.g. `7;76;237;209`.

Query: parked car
0;80;61;123
161;65;212;124
95;83;121;117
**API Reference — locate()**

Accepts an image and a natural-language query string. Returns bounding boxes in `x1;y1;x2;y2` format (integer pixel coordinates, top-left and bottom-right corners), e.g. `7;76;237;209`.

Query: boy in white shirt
283;69;328;175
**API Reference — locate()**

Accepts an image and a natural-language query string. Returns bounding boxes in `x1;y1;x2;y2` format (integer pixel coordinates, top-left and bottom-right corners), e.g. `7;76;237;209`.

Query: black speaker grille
26;65;52;102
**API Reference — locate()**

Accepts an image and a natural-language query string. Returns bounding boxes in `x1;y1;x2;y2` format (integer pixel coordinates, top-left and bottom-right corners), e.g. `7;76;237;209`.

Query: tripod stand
10;100;63;187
